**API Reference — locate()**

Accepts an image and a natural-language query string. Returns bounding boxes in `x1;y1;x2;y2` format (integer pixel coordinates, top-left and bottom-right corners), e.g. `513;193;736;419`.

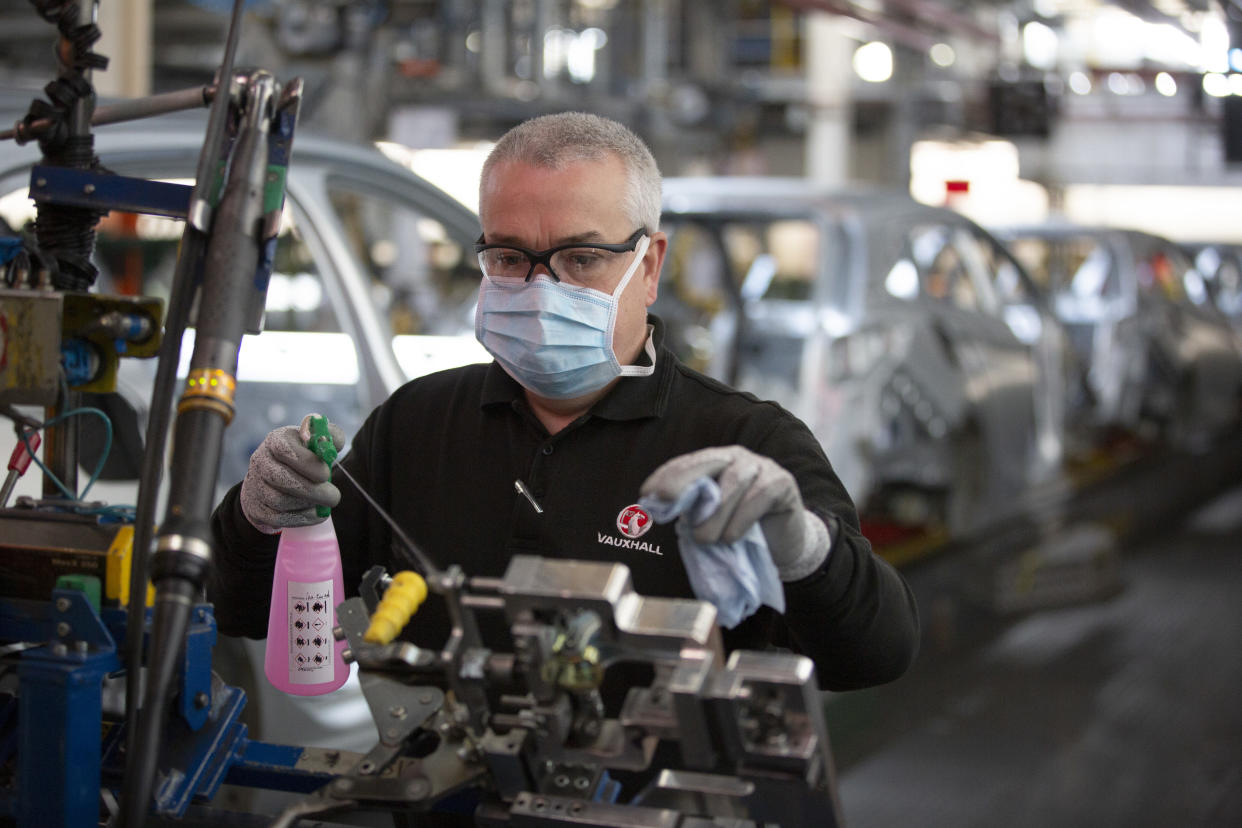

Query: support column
96;0;153;98
804;14;854;187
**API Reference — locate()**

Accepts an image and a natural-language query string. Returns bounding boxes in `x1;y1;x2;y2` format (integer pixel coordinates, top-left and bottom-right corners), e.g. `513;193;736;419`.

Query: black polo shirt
210;317;918;691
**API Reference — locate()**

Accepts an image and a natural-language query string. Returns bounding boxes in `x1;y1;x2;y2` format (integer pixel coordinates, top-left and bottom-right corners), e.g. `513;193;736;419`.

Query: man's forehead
482;228;610;247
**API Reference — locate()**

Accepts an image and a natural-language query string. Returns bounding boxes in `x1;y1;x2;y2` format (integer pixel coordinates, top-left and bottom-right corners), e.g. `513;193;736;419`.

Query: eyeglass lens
479;245;636;287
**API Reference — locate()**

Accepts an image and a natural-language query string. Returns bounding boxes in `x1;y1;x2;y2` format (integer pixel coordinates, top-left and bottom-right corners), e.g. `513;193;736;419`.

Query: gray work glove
640;445;831;581
240;414;346;535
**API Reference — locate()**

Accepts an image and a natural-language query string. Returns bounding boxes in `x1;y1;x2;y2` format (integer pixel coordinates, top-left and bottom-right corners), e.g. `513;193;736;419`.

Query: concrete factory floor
830;482;1242;828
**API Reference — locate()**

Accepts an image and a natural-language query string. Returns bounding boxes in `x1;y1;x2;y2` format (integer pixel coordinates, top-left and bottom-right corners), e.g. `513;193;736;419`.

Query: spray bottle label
287;579;334;684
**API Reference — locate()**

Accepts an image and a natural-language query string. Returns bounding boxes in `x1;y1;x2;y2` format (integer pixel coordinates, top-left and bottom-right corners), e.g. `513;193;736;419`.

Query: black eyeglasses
475;228;648;288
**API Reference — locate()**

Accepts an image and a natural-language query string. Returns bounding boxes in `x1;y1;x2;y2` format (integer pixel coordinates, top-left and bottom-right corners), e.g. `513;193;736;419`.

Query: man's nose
529;260;556;281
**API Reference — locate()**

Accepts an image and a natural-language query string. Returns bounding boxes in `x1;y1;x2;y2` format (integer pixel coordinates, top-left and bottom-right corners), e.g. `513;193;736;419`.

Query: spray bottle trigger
303;414;337;518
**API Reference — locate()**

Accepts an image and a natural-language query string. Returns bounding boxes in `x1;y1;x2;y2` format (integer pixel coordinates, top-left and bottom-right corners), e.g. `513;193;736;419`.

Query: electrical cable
1;365;121;510
0;381;138;529
16;404;112;502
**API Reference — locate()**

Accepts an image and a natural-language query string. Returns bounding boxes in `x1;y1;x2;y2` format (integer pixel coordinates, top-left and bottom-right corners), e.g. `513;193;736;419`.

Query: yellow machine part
105;524;154;607
364;571;427;644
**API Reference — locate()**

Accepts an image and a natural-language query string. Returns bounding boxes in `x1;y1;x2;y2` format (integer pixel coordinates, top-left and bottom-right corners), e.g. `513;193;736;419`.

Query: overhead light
1154;72;1177;97
1022;20;1059;71
853;41;893;83
1068;71;1092;95
1200;16;1230;73
929;43;956;68
1202;73;1230;98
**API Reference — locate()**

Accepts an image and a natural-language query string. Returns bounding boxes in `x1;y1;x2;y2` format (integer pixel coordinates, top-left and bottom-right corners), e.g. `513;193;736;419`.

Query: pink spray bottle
264;414;349;695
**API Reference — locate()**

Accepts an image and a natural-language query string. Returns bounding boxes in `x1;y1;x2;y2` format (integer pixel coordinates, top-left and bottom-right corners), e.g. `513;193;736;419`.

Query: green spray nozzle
306;414;337;518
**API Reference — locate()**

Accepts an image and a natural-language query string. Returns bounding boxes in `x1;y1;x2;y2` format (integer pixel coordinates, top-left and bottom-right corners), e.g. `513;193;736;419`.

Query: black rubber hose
116;581;196;827
118;0;251;822
120;226;199;741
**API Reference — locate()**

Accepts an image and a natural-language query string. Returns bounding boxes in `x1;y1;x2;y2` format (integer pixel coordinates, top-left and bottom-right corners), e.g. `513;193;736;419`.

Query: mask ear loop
609;234;652;300
610;235;657;378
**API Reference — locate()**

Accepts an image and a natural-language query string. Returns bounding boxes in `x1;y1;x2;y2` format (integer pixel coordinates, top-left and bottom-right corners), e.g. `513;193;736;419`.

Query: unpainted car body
0;115;488;492
658;178;1078;538
1184;241;1242;333
996;223;1242;446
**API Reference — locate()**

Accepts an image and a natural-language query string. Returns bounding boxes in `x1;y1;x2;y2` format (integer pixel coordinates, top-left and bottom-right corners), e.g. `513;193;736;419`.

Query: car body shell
994;223;1242;445
658;177;1079;536
1184;240;1242;335
0;118;487;489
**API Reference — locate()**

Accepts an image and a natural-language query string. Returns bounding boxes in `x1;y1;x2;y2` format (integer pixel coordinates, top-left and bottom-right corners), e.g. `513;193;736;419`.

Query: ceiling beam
776;0;999;50
882;0;1000;42
775;0;940;51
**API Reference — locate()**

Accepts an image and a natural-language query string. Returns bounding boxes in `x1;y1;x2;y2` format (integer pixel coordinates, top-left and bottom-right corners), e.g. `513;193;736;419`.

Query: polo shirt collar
479;315;672;422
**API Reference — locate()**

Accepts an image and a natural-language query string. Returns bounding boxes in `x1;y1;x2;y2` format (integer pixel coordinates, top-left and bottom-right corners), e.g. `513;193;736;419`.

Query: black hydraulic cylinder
158;74;274;542
119;73;277;828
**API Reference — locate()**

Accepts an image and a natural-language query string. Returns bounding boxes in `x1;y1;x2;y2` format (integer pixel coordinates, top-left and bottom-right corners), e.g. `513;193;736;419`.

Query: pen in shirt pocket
514;479;544;514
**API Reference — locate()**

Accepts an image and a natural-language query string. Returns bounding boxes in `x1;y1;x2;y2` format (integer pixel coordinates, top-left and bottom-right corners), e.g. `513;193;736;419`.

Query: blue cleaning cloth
639;476;785;629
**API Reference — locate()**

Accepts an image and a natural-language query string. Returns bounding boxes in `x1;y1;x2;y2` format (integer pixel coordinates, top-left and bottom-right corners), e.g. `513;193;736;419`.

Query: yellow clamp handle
363;571;428;644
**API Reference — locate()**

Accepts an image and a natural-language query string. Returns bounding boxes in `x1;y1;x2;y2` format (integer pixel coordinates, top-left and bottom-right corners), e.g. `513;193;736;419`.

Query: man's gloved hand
640;445;831;581
240;414;346;534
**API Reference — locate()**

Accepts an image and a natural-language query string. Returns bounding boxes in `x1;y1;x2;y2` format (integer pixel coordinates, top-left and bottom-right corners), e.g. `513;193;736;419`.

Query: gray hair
481;112;662;232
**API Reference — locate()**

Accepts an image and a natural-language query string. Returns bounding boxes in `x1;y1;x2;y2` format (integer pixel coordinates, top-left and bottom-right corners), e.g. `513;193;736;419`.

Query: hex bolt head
194;691;210;710
333;625;345;641
389;705;407;719
55;597;71;612
56;622;71;638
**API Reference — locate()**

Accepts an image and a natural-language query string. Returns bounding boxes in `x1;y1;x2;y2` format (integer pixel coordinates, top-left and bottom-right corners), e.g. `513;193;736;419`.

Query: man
209;112;918;692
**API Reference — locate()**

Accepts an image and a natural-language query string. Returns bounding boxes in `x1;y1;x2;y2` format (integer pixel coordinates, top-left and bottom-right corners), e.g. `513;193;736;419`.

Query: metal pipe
67;0;98;140
1;85;217;143
41;389;78;499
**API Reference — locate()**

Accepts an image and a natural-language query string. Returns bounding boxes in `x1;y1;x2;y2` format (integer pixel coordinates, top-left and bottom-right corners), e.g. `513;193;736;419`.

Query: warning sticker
287;579;334;684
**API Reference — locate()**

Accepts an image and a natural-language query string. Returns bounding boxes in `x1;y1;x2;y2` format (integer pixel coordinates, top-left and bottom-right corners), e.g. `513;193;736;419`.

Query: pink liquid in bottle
264;515;349;695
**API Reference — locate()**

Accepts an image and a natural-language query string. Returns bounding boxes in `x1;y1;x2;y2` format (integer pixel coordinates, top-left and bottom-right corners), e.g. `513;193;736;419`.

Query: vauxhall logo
598;504;662;555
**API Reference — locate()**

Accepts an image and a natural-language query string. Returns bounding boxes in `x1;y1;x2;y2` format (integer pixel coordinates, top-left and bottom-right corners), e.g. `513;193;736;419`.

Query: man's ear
643;232;668;307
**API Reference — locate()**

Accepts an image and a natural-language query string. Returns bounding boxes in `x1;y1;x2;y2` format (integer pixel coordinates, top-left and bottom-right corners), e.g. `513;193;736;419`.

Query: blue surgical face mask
474;235;655;399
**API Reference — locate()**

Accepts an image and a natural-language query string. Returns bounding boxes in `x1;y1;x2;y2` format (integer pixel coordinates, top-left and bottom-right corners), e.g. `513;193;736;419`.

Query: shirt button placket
524;441;555;510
